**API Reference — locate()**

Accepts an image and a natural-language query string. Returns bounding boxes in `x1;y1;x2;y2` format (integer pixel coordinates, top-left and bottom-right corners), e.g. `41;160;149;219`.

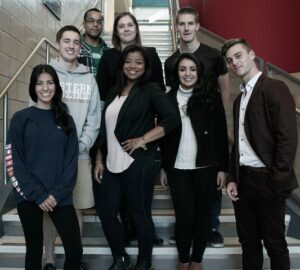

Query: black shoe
153;234;164;245
168;236;176;245
80;261;89;270
43;263;56;270
133;260;153;270
108;254;131;270
208;230;224;248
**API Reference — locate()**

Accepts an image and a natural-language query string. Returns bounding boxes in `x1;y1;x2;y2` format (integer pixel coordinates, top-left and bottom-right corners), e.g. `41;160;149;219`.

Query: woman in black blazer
96;11;165;103
160;53;229;270
95;11;165;247
93;45;179;270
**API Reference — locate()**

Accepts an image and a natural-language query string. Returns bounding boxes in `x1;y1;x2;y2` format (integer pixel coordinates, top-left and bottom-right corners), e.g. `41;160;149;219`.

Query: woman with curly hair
160;53;229;270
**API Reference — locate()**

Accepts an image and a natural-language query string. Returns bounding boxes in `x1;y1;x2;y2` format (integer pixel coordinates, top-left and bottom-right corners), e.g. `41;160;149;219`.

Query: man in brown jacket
222;38;298;270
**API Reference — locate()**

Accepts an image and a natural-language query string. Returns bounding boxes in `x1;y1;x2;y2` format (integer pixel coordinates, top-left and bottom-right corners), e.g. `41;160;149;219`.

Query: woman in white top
94;44;179;270
160;53;229;270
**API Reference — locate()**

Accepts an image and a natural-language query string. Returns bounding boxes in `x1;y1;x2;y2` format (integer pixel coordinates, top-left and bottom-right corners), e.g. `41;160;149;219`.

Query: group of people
5;5;298;270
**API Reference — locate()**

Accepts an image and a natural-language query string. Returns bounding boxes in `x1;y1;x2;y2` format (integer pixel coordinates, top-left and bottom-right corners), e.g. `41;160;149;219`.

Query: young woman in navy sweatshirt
6;64;82;270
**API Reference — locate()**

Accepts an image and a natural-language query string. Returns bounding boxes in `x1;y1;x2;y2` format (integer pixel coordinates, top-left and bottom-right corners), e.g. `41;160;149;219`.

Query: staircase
0;188;300;269
1;8;300;270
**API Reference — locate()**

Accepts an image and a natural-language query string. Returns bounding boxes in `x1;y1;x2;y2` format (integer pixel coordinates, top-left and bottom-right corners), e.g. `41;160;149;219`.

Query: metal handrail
168;0;179;51
0;38;57;99
1;37;58;185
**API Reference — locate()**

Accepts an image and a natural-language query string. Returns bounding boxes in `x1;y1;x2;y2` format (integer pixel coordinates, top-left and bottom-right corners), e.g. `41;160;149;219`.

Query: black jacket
97;82;180;166
96;47;165;101
160;90;229;172
228;75;298;192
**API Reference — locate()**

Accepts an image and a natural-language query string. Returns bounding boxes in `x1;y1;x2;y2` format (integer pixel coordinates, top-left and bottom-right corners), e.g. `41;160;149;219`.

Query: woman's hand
217;171;227;190
122;137;146;155
160;168;169;190
94;161;104;184
39;195;57;212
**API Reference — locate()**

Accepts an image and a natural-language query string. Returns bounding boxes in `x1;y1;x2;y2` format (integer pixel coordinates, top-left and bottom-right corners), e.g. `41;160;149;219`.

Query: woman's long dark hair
171;53;219;113
29;64;70;132
110;44;151;100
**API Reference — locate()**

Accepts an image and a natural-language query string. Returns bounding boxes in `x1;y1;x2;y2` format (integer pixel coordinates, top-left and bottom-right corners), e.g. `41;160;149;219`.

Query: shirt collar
239;71;262;94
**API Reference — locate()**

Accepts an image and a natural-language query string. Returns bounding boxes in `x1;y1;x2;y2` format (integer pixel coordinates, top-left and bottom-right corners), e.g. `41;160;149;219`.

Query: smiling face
176;14;199;44
123;51;145;82
83;10;104;40
117;15;137;47
225;43;257;82
35;72;55;109
58;30;81;66
178;58;198;89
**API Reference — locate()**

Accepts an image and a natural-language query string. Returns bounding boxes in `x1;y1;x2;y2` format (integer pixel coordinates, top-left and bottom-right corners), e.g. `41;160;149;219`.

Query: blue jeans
94;161;156;263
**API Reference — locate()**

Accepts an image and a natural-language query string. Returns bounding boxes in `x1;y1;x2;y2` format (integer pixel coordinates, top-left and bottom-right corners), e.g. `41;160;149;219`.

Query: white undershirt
174;86;198;170
238;71;265;167
105;95;134;173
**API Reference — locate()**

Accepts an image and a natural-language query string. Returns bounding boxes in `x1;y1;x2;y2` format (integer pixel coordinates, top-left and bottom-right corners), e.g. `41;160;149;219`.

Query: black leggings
17;201;82;270
168;166;217;263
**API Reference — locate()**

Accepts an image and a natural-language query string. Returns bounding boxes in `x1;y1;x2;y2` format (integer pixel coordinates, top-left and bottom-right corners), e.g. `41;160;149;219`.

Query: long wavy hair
109;44;151;100
29;64;70;132
171;53;219;113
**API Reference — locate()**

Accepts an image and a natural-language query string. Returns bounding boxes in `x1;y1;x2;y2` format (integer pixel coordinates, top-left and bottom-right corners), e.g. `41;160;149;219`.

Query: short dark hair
176;6;199;24
56;25;80;43
112;12;141;51
221;38;252;57
111;44;151;99
83;8;102;21
29;64;70;132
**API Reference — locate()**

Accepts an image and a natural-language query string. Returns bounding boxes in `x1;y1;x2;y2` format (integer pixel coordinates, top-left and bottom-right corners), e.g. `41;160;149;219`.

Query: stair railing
168;0;180;51
0;38;58;186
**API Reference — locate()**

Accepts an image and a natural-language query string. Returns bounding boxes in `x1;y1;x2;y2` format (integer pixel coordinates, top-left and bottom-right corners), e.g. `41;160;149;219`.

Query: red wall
180;0;300;72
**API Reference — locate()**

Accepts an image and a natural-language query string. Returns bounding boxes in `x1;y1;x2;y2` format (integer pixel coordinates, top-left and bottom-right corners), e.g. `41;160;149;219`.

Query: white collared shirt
238;71;265;167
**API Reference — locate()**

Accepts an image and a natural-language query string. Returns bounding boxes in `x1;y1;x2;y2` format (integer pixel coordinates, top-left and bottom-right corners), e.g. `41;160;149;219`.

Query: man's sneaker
208;230;224;248
169;236;176;245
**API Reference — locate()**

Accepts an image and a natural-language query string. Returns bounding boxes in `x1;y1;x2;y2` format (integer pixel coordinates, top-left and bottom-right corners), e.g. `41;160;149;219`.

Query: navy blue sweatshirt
6;106;78;206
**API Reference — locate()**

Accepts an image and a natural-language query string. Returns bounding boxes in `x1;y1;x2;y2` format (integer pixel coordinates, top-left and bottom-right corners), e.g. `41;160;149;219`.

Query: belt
240;165;270;174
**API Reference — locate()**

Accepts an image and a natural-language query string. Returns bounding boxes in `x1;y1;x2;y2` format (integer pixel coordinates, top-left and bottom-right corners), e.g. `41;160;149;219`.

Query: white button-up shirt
238;71;265;167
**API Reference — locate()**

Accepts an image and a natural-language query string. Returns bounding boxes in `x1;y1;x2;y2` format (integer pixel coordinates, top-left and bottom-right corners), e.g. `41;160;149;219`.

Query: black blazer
160;90;229;172
228;75;298;192
96;47;165;101
97;82;180;166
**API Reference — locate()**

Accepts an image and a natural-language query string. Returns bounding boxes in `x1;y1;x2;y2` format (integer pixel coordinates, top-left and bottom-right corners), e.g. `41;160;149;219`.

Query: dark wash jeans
94;160;156;263
233;167;290;270
17;201;82;270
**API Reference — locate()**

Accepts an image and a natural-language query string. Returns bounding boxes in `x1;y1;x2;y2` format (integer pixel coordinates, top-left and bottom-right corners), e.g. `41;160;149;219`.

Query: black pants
94;161;156;263
233;167;290;270
17;201;82;270
168;166;217;263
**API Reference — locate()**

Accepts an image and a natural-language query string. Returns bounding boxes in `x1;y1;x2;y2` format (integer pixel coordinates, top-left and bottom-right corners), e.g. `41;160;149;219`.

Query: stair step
0;236;300;270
